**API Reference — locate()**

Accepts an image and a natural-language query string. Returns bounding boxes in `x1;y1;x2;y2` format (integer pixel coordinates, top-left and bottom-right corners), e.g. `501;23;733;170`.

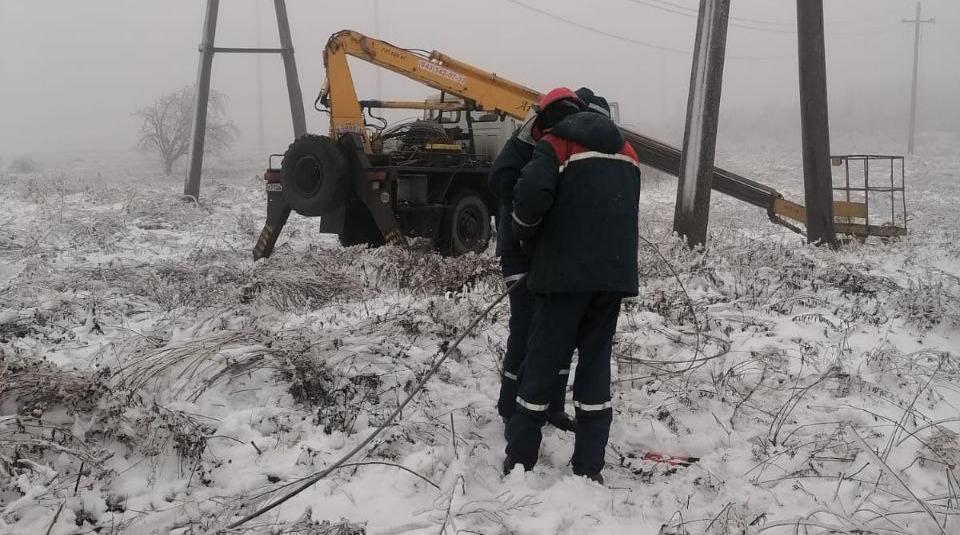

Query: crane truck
253;30;904;260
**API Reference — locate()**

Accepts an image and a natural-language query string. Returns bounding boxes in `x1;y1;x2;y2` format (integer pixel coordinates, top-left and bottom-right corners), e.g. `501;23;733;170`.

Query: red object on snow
642;452;700;467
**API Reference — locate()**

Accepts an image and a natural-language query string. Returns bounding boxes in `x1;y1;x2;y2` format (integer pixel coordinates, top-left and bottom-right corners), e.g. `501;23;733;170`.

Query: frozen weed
112;328;270;402
361;247;500;295
275;346;384;435
278;516;367;535
244;253;363;311
0;355;110;416
895;273;960;330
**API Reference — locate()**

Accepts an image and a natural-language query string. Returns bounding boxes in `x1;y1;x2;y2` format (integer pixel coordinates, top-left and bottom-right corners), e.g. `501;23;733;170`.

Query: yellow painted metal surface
835;223;907;238
772;198;808;224
423;143;462;151
368;100;466;111
322;30;541;143
773;198;901;237
832;201;868;219
773;198;869;223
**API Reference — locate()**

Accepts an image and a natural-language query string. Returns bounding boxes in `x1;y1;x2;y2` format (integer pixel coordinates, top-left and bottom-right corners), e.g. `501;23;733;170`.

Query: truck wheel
280;134;349;217
439;189;491;256
338;197;386;248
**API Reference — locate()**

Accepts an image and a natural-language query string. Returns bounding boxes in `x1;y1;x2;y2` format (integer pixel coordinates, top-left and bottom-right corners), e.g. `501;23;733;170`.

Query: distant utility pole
374;0;383;98
673;0;731;248
255;0;264;152
796;0;836;246
903;2;934;156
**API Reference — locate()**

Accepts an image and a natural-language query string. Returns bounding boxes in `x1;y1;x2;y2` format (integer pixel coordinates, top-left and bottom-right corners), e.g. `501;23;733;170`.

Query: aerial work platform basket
831;155;908;239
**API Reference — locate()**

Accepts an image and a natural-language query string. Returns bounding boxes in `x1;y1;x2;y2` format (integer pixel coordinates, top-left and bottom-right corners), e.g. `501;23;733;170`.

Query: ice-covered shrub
895;273;960;329
8;157;39;174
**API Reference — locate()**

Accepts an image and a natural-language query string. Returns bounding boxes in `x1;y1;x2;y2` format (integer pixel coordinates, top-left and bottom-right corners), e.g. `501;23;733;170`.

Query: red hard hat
538;87;582;111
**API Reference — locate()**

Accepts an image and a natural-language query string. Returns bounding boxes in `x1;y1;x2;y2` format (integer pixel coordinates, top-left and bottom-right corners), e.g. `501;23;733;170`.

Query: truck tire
439;189;491;256
338;197;386;248
280;134;349;217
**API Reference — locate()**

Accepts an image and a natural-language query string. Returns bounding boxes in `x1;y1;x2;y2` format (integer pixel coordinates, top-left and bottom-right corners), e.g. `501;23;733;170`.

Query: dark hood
550;111;624;154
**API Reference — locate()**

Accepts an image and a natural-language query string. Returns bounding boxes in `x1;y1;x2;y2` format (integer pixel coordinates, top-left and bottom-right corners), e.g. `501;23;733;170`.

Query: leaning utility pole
673;0;731;248
902;2;934;156
184;0;307;200
795;0;836;247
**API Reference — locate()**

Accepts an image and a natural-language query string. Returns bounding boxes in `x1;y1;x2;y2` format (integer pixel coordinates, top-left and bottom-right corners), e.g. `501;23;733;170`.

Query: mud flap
253;182;291;261
337;133;408;247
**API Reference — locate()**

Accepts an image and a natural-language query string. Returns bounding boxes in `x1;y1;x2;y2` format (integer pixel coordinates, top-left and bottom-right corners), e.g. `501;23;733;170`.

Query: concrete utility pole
903;2;934;156
184;0;219;201
273;0;307;138
796;0;836;246
184;0;307;200
374;0;383;99
674;0;731;248
255;0;264;152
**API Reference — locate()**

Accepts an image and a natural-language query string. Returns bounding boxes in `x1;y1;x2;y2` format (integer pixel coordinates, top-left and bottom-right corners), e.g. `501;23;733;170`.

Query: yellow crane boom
321;30;540;141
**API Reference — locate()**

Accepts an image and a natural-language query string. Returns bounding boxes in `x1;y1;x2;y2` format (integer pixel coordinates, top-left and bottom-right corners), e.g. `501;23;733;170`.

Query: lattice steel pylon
184;0;307;200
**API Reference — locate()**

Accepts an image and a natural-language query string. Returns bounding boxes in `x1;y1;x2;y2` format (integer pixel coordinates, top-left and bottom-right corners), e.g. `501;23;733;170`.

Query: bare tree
135;85;238;176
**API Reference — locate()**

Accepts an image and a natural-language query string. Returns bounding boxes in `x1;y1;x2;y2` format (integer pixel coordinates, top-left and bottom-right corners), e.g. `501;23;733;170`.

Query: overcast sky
1;0;958;158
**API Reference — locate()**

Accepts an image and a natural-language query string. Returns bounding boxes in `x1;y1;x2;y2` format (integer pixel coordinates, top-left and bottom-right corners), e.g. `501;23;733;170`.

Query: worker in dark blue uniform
488;94;582;434
505;87;641;484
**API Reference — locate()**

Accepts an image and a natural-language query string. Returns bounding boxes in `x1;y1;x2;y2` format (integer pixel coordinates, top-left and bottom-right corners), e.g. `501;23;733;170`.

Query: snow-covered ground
1;141;958;535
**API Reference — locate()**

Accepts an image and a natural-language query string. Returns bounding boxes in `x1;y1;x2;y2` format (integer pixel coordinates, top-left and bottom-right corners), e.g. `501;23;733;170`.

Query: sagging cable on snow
223;277;523;531
225;238;701;530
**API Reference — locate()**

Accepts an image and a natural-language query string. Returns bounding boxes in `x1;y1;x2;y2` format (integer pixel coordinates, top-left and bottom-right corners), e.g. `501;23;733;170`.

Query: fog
2;0;958;159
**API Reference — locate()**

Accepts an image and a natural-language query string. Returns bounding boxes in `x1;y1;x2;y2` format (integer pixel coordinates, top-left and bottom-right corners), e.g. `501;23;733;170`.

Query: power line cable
507;0;690;55
640;0;901;27
625;0;901;36
505;0;791;61
225;278;521;530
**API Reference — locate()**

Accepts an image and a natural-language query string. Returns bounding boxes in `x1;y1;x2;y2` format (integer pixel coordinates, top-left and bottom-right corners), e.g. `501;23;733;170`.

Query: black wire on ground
224;278;521;531
638;235;702;374
227;237;700;530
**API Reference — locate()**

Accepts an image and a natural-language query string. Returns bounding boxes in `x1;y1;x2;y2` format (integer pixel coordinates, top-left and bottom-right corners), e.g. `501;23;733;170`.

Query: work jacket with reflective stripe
489;132;536;277
513;111;641;295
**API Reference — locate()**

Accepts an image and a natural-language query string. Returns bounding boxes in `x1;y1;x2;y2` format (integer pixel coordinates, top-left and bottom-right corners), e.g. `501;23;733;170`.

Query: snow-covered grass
1;143;959;535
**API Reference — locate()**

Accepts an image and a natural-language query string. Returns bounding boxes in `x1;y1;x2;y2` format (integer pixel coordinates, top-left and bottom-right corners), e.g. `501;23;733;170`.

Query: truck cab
423;93;620;161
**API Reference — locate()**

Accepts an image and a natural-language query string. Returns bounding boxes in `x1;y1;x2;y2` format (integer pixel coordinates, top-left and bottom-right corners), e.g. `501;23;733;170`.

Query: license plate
265;183;282;192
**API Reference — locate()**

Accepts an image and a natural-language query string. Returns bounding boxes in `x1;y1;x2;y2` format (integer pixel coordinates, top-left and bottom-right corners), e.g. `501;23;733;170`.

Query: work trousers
496;277;569;419
505;292;621;475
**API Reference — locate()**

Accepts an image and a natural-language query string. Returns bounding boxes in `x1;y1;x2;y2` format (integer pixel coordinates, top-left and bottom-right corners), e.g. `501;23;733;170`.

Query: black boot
547;411;577;432
503;456;530;476
573;467;604;485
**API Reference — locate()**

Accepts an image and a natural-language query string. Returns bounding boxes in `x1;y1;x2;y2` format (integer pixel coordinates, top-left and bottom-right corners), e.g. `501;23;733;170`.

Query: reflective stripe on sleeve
573;400;612;411
558;151;642;173
504;371;519;381
511;211;541;228
587;103;611;117
516;396;549;412
503;273;526;284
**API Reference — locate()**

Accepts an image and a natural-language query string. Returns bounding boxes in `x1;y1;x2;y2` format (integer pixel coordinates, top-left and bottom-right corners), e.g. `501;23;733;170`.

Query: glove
515;110;538;146
511;211;542;243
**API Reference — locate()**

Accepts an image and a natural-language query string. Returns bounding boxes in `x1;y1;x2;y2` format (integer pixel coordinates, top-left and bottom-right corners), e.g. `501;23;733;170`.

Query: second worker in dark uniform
504;87;641;484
